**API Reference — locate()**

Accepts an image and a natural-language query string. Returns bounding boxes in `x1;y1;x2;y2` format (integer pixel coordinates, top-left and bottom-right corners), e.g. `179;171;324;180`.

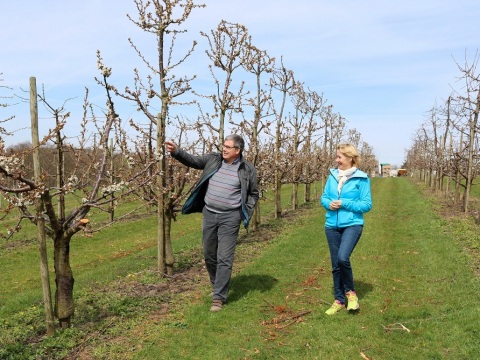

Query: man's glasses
222;145;238;150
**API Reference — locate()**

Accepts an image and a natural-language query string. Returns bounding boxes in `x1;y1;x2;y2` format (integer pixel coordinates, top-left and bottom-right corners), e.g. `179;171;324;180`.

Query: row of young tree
0;0;377;334
404;52;480;216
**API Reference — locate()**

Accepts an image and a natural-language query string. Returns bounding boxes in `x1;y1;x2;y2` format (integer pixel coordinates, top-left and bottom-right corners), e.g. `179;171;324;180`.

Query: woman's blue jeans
325;225;363;304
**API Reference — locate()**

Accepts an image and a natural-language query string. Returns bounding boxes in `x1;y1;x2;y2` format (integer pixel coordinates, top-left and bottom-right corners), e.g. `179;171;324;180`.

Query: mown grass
1;178;480;359
0;183;316;357
127;178;480;360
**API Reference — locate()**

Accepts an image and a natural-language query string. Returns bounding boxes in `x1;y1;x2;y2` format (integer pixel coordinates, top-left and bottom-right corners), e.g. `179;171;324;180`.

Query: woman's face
336;150;353;170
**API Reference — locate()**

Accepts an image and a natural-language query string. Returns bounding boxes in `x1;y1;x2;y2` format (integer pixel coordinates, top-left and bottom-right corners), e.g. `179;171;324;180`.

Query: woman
320;143;372;315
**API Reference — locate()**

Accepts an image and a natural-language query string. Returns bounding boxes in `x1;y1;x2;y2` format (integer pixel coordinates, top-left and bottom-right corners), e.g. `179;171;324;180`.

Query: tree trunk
252;202;261;231
274;178;282;218
157;112;167;275
292;183;298;210
157;205;166;274
219;111;225;146
56;113;65;222
274;119;282;218
109;139;115;222
54;234;75;329
454;132;463;204
304;183;311;203
165;207;175;276
464;120;475;212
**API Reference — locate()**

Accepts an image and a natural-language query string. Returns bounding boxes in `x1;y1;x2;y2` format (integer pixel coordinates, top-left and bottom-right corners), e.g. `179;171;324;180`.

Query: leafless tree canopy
405;51;480;214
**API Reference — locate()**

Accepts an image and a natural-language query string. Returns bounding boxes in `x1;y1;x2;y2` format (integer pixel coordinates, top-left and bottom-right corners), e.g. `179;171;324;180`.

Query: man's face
222;140;241;164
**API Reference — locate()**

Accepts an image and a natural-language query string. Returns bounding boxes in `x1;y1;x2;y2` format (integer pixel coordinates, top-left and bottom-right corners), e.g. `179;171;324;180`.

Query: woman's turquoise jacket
320;168;372;228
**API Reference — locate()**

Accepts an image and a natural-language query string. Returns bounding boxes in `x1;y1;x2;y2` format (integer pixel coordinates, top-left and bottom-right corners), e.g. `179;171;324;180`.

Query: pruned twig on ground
382;323;411;333
360;351;372;360
261;300;311;328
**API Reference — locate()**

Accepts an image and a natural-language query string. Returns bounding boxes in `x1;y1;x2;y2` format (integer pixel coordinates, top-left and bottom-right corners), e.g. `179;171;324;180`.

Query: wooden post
30;77;55;335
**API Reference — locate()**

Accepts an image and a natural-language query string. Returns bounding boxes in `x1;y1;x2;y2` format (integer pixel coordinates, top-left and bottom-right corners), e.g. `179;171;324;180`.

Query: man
165;134;259;312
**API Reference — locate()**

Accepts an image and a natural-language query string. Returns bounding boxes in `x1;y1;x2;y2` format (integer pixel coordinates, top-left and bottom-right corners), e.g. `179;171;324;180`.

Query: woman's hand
329;200;342;210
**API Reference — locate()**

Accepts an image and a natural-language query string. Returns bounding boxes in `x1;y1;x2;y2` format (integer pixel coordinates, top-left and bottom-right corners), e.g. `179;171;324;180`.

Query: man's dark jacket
171;148;259;228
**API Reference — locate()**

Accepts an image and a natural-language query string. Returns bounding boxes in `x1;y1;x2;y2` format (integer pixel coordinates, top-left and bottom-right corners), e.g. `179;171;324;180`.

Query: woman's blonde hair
337;143;361;166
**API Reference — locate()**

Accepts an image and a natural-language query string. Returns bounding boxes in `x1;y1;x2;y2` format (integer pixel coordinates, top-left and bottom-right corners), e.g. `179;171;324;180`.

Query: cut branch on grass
382;323;411;333
261;299;311;327
317;297;333;306
360;352;373;360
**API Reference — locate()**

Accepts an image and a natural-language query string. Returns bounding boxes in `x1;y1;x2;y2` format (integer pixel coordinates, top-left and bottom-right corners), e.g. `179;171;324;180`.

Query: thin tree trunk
292;183;298;210
445;134;452;200
274;178;282;218
53;235;75;329
109;139;115;222
464;120;475;212
165;207;174;276
274;123;282;218
157;112;167;275
454;132;463;204
56;115;65;222
252;202;260;231
304;183;311;202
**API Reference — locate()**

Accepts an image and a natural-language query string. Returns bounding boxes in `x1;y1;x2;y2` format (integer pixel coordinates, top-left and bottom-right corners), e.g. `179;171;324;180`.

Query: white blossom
101;181;127;195
102;67;112;77
126;155;135;168
7;195;32;207
67;175;78;187
0;155;22;173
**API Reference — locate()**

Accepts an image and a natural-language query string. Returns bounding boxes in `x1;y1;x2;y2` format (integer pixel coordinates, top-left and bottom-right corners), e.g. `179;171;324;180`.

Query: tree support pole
30;76;55;335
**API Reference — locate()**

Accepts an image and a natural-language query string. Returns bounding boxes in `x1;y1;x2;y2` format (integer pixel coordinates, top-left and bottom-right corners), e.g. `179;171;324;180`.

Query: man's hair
225;134;245;154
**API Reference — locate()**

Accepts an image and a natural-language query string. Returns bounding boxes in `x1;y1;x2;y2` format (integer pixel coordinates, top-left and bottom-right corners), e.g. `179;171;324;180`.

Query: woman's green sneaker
325;300;345;315
346;291;359;311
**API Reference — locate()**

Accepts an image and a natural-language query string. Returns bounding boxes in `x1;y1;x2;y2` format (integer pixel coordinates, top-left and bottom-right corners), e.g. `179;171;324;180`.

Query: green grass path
134;178;479;359
1;178;479;359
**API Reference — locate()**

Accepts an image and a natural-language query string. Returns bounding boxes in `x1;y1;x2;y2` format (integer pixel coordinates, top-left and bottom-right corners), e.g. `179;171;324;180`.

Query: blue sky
1;0;479;166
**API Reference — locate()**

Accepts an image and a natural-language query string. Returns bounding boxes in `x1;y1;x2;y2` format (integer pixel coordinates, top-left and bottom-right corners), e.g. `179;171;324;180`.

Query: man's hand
164;141;177;153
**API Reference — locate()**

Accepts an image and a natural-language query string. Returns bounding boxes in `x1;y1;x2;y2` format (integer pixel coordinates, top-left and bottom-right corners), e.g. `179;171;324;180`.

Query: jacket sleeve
341;177;372;214
320;175;336;210
171;148;212;169
245;165;259;217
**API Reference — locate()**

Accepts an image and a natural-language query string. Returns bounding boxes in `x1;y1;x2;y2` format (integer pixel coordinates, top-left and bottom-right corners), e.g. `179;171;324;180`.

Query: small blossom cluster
101;181;128;195
0;155;22;173
126;154;136;168
97;60;112;77
63;175;79;193
6;195;33;207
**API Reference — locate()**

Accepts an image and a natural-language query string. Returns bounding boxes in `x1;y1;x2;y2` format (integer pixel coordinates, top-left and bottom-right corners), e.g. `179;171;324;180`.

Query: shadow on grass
227;274;278;303
355;280;374;298
324;280;374;300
